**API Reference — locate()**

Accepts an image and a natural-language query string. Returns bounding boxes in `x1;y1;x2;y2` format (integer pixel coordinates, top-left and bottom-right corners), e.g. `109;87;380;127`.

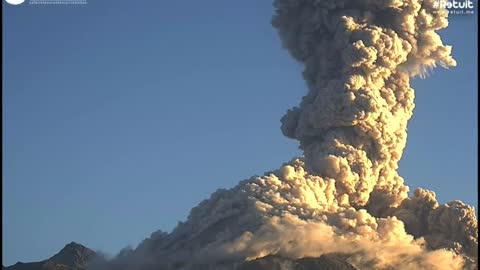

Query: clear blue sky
2;1;477;266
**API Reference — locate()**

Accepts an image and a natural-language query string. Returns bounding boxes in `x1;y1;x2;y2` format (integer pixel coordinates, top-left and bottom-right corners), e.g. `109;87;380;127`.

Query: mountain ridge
4;242;358;270
4;242;97;270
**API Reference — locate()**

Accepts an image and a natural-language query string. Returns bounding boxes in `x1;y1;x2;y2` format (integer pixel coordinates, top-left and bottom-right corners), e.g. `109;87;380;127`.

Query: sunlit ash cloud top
90;1;477;269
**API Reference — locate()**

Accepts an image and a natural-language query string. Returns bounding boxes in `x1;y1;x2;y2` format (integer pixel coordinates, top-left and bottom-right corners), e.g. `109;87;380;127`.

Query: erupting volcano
84;1;478;269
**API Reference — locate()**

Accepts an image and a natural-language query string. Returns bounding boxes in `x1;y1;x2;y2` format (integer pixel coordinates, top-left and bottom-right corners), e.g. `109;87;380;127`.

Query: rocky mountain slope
4;242;357;270
4;242;97;270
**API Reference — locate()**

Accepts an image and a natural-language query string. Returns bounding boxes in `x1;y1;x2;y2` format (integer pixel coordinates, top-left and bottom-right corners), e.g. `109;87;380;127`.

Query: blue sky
2;0;477;266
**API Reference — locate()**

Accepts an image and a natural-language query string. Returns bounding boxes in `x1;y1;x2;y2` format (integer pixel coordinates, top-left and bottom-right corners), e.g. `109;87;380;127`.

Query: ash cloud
89;0;477;269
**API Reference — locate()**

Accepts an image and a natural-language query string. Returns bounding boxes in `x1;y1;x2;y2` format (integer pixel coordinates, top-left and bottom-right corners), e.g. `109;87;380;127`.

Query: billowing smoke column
90;1;477;269
272;0;478;257
275;0;453;212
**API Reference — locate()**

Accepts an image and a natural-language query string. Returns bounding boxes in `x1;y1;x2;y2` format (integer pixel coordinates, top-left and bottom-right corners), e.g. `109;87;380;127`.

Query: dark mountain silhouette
4;242;358;270
4;242;97;270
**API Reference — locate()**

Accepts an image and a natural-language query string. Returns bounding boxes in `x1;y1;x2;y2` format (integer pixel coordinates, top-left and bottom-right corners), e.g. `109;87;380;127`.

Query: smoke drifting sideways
89;1;478;269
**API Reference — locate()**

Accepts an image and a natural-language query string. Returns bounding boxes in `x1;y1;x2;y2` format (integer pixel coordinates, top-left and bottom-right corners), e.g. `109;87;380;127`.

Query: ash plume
90;0;477;269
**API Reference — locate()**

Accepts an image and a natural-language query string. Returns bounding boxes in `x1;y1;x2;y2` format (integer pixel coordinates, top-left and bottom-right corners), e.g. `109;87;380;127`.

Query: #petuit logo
4;0;25;5
433;0;475;14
